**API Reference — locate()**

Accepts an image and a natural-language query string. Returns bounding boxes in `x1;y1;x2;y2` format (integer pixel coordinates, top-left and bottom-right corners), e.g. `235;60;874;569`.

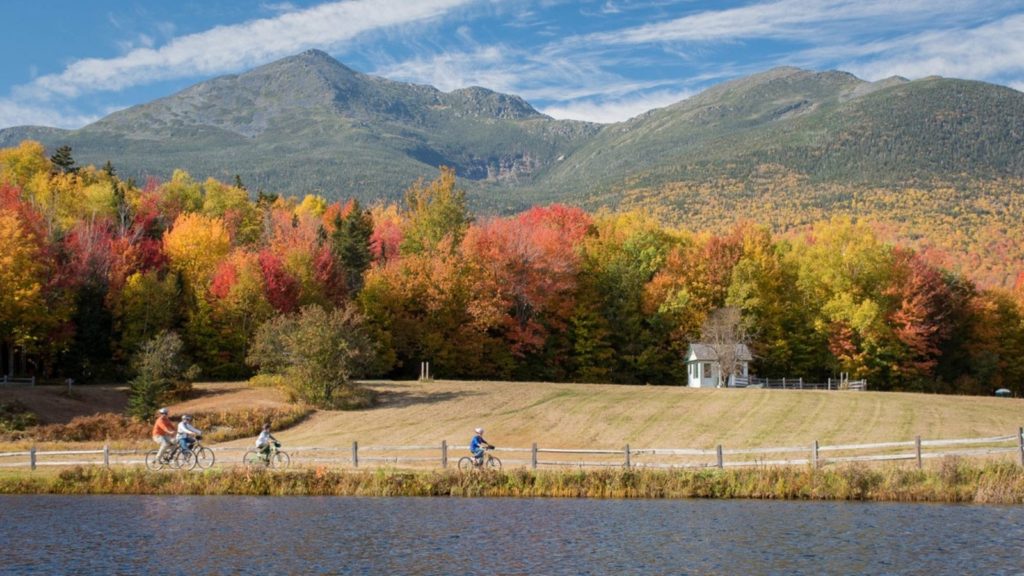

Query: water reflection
1;496;1023;575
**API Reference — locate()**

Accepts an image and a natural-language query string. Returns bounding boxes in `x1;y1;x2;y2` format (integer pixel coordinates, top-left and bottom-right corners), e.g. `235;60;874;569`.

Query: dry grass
268;380;1024;452
3;461;1023;503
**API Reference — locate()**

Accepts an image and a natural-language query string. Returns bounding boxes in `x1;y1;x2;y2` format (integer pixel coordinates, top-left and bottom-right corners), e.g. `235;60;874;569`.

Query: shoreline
2;462;1023;503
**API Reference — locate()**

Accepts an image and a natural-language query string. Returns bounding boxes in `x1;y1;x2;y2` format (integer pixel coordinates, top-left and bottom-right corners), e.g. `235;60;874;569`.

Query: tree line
2;140;1023;402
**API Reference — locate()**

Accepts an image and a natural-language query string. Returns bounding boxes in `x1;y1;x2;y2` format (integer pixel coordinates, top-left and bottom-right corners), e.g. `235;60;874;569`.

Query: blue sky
1;0;1022;129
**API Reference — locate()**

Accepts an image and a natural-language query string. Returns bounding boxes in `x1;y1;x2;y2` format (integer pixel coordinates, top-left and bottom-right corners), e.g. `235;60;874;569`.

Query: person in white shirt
177;414;202;454
255;423;279;460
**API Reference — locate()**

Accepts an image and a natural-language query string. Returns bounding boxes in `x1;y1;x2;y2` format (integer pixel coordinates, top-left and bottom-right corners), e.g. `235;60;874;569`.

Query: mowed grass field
201;380;1024;451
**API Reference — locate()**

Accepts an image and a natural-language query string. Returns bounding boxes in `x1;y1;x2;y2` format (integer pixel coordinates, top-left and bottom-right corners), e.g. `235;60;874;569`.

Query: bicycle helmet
158;408;168;415
182;414;192;422
474;427;483;434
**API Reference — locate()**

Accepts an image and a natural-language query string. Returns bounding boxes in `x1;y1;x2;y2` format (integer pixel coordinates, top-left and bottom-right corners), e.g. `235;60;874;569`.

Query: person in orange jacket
151;408;176;462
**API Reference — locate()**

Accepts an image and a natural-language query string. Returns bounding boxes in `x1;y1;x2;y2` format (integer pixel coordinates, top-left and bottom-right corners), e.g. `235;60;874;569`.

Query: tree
127;331;193;420
247;304;379;409
700;307;749;387
49;145;77;174
329;199;374;296
400;167;471;255
163;212;231;294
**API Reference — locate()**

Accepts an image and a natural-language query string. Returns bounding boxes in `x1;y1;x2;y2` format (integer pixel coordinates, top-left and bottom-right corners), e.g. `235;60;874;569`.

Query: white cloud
0;100;103;130
836;14;1024;82
13;0;472;102
585;0;1002;45
540;89;695;123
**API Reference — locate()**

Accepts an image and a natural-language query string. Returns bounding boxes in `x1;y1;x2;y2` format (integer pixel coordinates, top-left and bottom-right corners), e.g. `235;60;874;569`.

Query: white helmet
474;428;483;434
158;408;168;415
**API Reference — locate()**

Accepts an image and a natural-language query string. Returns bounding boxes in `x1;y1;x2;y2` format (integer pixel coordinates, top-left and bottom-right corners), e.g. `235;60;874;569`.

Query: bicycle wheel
194;446;216;469
145;450;164;471
243;450;267;469
457;457;475;471
485;455;502;471
270;451;290;469
175;449;197;471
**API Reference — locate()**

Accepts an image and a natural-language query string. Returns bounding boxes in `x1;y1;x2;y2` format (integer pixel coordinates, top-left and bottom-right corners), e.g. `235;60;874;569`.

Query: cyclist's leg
154;435;169;461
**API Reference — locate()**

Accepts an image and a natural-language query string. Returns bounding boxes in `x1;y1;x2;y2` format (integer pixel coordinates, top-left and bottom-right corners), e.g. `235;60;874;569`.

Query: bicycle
145;440;193;471
144;436;214;471
458;446;501;471
189;437;216;470
244;442;290;469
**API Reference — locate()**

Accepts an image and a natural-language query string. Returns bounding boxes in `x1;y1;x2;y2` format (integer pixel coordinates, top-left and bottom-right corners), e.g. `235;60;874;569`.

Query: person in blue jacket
469;427;493;465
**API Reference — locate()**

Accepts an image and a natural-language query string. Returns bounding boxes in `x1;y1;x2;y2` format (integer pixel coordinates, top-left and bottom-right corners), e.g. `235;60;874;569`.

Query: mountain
2;52;1024;221
535;67;1024;205
0;49;598;211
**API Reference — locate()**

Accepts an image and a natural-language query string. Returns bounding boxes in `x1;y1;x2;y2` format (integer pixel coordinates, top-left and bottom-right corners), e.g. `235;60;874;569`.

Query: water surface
2;496;1022;575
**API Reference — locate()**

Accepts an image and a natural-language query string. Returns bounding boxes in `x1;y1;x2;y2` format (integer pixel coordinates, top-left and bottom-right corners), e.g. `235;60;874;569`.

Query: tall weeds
3;461;1023;503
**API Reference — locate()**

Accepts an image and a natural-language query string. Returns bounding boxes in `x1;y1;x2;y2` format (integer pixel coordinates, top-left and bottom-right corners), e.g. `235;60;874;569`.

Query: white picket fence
2;429;1022;471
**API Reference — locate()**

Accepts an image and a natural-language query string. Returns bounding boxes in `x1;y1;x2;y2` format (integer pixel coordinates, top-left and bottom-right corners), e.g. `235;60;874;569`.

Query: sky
1;0;1022;129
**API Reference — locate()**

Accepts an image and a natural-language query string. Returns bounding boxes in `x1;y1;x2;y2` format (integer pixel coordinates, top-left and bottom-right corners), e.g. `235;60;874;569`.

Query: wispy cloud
586;0;1003;45
12;0;471;102
540;89;695;123
0;101;104;130
836;14;1024;82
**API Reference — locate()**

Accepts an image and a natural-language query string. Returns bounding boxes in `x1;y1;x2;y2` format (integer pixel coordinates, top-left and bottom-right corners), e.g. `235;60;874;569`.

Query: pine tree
330;199;374;296
50;145;77;174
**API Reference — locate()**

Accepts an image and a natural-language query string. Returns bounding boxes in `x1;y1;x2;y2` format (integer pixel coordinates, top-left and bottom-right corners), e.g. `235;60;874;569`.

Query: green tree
330;199;374;296
247;304;380;409
49;145;77;174
127;331;193;420
400;167;471;255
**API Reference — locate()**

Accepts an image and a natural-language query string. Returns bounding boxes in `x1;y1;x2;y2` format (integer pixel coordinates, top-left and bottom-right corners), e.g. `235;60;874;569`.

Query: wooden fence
2;429;1022;471
0;375;35;386
737;377;867;391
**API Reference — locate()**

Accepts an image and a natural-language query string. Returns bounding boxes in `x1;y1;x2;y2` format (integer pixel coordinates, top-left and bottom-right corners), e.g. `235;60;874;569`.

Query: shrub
247;304;378;409
31;413;149;442
127;331;196;420
0;401;38;434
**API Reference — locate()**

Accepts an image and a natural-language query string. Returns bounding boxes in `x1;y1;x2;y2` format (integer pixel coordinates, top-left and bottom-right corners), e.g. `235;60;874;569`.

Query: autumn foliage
1;140;1023;396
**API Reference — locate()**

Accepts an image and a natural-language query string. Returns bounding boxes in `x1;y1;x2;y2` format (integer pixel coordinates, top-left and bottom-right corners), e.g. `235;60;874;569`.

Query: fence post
782;377;786;389
441;440;448;469
799;377;803;390
716;445;724;469
351;441;359;468
916;436;922;469
812;440;819;469
531;443;538;470
1018;427;1023;467
828;377;831;390
30;446;36;471
624;444;631;469
103;444;110;468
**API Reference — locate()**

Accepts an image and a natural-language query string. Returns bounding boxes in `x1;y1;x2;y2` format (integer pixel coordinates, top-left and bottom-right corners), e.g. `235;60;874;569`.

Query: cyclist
469;427;494;465
255;423;279;461
151;408;176;462
177;414;202;455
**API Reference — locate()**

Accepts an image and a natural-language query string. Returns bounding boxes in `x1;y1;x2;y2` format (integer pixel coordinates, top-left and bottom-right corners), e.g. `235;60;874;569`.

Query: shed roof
686;343;752;362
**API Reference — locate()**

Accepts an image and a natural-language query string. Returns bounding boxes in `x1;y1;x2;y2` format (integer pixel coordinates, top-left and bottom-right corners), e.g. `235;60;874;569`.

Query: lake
1;496;1022;575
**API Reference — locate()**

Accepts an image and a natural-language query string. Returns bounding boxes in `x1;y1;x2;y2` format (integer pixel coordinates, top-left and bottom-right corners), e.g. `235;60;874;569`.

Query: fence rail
739;377;867;391
3;428;1023;471
0;375;35;386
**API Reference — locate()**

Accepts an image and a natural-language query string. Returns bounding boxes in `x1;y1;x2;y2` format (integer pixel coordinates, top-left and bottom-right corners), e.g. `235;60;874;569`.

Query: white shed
685;343;753;388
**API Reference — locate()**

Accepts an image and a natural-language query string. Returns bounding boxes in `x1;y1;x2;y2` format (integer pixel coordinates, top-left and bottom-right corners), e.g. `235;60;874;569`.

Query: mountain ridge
1;51;1022;213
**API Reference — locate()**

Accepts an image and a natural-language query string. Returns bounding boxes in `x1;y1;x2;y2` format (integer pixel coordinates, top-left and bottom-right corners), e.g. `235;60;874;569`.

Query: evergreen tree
330;200;374;296
50;145;77;174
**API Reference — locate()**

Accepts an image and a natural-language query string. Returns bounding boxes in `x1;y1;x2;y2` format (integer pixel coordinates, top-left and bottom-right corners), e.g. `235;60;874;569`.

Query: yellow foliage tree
163;213;231;294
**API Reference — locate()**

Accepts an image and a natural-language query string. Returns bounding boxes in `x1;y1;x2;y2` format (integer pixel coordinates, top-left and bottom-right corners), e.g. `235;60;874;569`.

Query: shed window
703;363;712;378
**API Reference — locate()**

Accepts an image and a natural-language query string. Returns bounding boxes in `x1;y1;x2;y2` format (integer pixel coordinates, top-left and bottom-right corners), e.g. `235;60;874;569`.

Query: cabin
685;343;752;388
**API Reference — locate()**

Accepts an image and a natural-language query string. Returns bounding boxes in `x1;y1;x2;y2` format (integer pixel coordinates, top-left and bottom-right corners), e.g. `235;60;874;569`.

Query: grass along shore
2;460;1024;504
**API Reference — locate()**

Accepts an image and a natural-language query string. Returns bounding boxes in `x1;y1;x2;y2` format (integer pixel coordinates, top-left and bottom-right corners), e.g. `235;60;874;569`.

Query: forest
2;140;1023;397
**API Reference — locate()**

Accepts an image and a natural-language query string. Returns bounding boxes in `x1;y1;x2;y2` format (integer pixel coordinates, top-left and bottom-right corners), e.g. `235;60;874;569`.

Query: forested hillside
3;54;1023;288
2;142;1022;395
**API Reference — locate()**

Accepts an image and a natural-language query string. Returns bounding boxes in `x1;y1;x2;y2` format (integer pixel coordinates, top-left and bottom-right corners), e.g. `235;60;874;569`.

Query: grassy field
214;379;1024;452
5;379;1023;452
